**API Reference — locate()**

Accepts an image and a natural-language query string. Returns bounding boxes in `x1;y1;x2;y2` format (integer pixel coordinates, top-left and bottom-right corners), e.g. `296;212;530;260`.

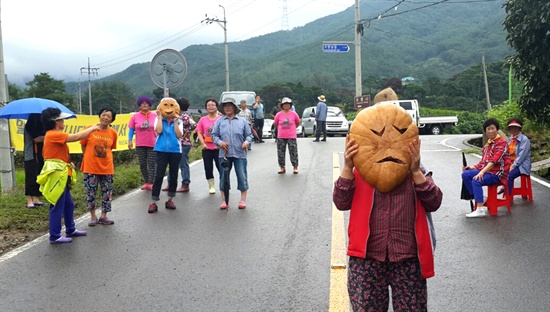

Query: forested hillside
92;0;510;107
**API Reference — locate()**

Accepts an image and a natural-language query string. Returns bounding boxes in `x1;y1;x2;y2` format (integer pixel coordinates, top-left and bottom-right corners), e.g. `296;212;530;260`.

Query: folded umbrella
460;152;475;211
221;152;230;206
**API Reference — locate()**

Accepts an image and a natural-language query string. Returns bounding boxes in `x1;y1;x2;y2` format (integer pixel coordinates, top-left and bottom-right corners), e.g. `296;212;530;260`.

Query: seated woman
505;118;531;194
461;118;511;218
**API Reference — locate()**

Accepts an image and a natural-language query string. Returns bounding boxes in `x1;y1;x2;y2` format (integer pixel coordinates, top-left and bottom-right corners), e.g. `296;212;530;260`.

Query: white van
300;106;349;137
377;100;419;125
219;91;256;110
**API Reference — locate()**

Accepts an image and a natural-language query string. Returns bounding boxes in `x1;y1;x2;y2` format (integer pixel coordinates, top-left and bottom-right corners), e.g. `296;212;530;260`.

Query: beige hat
51;112;74;120
318;95;326;102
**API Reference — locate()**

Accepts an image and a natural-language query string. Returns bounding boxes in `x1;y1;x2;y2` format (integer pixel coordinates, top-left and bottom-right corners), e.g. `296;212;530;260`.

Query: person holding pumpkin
148;98;183;213
461;118;511;217
128;96;158;191
273;97;301;174
332;88;443;311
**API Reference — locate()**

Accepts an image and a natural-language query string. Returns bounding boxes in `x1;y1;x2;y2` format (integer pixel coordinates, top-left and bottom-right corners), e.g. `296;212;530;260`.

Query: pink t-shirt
274;111;301;139
128;111;158;147
196;115;220;150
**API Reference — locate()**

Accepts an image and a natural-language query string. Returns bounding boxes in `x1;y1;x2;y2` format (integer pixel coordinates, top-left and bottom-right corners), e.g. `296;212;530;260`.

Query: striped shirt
333;173;442;262
212;115;252;159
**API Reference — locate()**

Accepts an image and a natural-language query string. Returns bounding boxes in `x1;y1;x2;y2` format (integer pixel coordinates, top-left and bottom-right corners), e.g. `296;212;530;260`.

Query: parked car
300;106;350;137
262;118;302;139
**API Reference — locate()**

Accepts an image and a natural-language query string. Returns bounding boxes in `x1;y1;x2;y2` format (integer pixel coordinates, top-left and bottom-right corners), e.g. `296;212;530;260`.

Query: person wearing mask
38;108;100;244
313;95;328;142
252;95;265;143
80;108;118;226
23;113;45;208
505;118;531;195
273;97;301;174
128;96;157;191
196;98;222;194
212;98;253;209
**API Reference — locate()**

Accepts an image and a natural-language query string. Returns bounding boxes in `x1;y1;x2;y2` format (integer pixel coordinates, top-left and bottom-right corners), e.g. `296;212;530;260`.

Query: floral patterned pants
276;138;298;168
348;257;427;312
83;173;114;212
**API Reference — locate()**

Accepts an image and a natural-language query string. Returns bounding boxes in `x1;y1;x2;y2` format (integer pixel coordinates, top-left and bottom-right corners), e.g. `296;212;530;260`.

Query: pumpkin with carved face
157;97;180;119
349;102;419;192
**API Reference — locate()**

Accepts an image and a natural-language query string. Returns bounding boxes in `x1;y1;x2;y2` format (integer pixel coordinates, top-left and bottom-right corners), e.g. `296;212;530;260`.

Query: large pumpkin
349;102;419;192
157;97;180;119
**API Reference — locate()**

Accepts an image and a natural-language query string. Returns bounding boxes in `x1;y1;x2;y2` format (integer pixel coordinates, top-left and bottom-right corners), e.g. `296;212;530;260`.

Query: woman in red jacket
333;137;442;311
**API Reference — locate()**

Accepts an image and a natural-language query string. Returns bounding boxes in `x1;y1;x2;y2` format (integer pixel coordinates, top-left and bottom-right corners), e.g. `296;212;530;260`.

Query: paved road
0;135;548;311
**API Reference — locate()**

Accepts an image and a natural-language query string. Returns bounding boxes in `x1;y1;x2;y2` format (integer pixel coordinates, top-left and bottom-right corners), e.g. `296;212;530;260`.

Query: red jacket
348;170;435;279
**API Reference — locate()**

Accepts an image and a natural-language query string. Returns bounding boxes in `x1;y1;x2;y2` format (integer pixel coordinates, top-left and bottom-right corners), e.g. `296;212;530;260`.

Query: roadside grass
0;146;203;255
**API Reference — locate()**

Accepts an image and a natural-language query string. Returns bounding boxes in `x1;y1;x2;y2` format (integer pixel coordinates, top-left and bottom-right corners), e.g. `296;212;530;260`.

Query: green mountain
95;0;511;105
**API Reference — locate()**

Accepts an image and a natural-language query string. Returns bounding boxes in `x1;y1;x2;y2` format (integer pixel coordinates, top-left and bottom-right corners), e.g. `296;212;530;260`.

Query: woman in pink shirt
196;98;221;194
128;96;158;190
273;97;301;174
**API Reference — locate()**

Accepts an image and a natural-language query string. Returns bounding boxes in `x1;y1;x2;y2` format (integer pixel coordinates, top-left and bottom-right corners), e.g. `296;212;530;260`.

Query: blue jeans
219;157;248;191
179;145;192;185
461;169;501;203
507;167;521;194
49;185;76;241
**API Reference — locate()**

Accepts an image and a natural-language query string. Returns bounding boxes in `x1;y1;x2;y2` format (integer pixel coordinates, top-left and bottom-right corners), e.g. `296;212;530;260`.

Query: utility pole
0;3;16;192
81;57;98;115
482;53;491;111
203;5;229;91
355;0;362;97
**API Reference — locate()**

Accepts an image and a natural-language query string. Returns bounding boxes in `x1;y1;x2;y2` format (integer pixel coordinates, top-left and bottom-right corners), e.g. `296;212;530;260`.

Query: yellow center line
329;152;350;312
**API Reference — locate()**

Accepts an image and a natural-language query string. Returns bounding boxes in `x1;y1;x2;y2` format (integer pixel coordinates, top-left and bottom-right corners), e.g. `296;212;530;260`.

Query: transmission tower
281;0;289;31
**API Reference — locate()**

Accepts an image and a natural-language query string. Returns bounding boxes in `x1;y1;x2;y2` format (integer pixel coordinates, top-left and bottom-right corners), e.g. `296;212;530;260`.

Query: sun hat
51;112;74;120
136;96;153;107
507;119;522;129
281;97;293;106
218;97;241;115
318;95;326;102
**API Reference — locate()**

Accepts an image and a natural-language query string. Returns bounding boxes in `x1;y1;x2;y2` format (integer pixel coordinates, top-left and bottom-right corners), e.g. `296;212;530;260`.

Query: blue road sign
322;44;350;53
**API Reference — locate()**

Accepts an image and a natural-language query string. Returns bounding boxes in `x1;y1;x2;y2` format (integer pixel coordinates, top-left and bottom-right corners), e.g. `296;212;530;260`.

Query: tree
503;0;550;124
81;81;135;114
25;73;76;111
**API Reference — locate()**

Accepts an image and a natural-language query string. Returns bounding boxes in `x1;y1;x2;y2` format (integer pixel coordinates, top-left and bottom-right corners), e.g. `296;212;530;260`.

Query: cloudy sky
1;0;351;87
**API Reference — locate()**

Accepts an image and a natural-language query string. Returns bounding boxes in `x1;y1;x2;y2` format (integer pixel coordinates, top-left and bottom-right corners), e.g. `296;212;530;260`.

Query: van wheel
430;125;441;135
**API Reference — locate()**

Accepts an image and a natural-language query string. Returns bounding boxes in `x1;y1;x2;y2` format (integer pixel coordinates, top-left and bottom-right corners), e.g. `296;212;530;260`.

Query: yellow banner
9;114;135;154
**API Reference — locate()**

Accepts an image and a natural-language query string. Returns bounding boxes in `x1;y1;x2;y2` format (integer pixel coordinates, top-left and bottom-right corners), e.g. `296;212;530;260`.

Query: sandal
278;167;286;174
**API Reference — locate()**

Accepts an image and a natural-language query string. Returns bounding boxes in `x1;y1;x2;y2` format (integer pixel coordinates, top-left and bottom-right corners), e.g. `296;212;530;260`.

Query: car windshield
328;108;343;117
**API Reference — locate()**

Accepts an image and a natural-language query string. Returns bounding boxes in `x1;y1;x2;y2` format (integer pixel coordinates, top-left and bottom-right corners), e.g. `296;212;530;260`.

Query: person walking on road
252;95;265;143
313;95;328;142
333;137;442;311
238;99;254;150
23;113;45;208
148;98;183;213
80;108;118;226
273;97;301;174
196;98;222;194
505;118;531;195
212;97;253;209
38;107;100;244
461;118;511;218
128;96;157;191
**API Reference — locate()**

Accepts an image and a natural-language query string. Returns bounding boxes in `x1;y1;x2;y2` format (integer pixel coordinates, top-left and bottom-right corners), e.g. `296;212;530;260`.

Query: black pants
202;148;220;180
254;118;264;142
315;120;327;140
25;158;43;196
152;152;181;200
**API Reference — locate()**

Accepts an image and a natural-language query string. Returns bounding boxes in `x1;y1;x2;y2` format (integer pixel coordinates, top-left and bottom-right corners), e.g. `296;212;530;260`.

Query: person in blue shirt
212;97;253;210
505;118;531;195
314;95;328;142
252;95;265;143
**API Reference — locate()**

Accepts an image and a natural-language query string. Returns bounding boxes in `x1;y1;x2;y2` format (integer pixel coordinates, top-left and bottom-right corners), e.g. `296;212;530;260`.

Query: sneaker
98;217;115;225
466;208;487;218
238;201;247;209
165;200;176;210
88;218;99;226
140;184;148;190
50;237;72;244
321;138;327;142
148;203;158;213
176;184;190;193
313;139;320;142
145;183;153;190
67;229;87;237
220;202;228;210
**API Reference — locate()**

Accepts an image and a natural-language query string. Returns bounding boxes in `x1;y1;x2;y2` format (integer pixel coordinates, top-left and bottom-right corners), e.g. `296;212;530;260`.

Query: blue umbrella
0;98;76;119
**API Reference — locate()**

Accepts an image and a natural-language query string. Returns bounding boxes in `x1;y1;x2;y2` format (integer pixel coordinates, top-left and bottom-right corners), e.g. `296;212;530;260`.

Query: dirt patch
0;230;44;257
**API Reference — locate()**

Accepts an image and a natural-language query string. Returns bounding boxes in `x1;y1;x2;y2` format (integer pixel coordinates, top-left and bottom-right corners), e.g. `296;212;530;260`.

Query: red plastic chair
511;174;533;203
482;183;511;216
